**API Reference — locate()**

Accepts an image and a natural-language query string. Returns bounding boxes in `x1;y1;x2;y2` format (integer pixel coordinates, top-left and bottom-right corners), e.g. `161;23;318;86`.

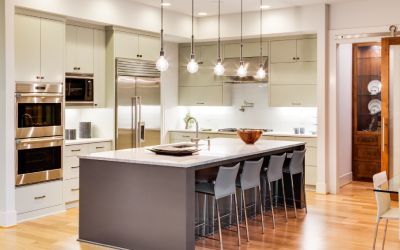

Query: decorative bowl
237;129;263;144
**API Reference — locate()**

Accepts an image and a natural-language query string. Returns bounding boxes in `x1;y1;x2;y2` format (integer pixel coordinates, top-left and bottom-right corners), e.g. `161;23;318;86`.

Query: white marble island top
80;138;305;168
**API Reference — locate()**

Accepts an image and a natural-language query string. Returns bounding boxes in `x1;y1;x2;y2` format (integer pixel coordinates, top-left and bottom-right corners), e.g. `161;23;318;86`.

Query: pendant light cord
240;0;243;62
160;0;164;53
259;0;262;65
191;0;195;56
217;0;221;61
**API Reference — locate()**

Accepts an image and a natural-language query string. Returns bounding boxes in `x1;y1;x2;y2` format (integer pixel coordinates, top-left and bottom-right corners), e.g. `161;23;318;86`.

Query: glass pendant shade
187;58;199;73
214;61;225;76
256;66;266;80
156;54;169;72
237;62;247;77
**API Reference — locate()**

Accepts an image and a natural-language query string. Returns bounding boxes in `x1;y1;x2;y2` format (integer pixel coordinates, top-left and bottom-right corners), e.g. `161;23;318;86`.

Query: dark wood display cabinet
352;42;382;181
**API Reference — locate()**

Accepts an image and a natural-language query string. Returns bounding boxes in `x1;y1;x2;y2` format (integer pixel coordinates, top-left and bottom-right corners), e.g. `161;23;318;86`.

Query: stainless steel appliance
15;136;63;186
65;73;94;105
15;82;63;139
224;56;268;83
115;58;161;149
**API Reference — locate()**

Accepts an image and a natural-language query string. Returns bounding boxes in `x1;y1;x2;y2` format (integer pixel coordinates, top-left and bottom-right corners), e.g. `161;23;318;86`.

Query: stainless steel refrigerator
115;58;161;149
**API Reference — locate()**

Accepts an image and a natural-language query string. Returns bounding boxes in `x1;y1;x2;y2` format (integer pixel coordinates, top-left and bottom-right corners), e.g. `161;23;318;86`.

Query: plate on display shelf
367;80;382;95
368;99;381;115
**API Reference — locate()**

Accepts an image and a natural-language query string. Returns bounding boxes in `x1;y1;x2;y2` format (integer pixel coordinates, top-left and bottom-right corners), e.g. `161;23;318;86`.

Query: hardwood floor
0;182;399;250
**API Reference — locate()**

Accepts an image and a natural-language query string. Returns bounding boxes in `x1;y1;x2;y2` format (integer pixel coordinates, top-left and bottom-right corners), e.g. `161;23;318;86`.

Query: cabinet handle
182;135;191;138
96;146;105;149
296;57;300;60
41;76;45;79
71;188;80;192
73;67;78;70
291;102;302;106
137;54;140;57
71;166;80;169
71;149;81;152
292;57;296;60
34;195;46;200
36;76;41;79
196;102;205;105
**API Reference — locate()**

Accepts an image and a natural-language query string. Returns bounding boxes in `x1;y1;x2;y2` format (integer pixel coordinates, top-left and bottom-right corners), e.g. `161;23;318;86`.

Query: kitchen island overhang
78;138;306;250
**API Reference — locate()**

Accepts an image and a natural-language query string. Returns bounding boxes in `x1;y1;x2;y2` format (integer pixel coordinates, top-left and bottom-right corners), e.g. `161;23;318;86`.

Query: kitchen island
78;138;305;250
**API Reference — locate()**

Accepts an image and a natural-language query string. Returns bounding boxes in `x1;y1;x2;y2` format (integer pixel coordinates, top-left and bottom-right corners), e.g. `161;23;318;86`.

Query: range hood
223;56;268;84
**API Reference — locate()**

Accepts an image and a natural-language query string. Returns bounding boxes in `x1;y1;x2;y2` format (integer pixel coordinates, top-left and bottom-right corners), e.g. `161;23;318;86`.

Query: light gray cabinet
114;31;159;60
93;29;106;107
270;38;316;63
269;84;317;107
66;25;94;74
270;62;317;84
224;42;269;58
15;14;64;83
179;84;231;106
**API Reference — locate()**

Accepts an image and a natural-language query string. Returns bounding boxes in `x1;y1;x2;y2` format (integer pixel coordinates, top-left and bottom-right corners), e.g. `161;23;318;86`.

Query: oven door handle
16;93;63;98
16;136;63;150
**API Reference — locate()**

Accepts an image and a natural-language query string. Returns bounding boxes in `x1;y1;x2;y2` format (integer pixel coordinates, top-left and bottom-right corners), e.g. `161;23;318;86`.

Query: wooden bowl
237;129;263;144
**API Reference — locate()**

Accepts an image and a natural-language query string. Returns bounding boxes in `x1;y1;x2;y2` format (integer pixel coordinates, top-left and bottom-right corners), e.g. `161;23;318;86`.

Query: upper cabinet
114;31;159;61
15;14;64;83
66;25;94;74
270;38;316;63
93;29;106;108
224;42;269;59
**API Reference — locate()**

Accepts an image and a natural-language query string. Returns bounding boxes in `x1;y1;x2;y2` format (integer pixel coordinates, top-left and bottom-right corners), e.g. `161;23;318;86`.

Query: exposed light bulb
187;58;199;74
237;62;247;77
256;66;266;80
214;61;225;76
156;55;169;72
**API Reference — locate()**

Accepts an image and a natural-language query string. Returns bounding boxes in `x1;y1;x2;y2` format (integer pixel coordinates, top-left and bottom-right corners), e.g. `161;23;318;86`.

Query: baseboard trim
339;172;353;187
0;210;17;227
17;204;65;223
316;182;328;194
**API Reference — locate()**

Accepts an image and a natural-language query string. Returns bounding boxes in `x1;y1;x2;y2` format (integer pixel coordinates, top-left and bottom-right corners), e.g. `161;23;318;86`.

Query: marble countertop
80;138;305;168
65;138;113;146
168;129;317;138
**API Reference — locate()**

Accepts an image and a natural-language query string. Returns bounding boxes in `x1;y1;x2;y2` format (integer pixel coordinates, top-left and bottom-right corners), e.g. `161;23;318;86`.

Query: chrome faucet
186;117;201;146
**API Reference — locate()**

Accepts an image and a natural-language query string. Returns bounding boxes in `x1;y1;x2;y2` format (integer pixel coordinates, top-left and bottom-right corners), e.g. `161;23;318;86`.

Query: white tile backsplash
175;84;317;134
65;108;114;138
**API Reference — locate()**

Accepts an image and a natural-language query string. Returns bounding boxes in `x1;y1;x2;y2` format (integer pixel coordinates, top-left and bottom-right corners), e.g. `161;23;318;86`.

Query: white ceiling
131;0;358;16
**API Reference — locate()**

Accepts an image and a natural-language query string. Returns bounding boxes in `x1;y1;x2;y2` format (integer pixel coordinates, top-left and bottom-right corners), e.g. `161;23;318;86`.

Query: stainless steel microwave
65;73;94;105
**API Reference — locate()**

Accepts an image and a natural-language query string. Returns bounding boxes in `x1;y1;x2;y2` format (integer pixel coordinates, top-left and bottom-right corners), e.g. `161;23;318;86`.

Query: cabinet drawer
88;142;112;153
354;134;379;146
16;181;63;213
354;146;380;160
169;132;195;142
274;136;317;147
63;178;80;203
305;147;317;166
64;156;80;180
64;144;88;157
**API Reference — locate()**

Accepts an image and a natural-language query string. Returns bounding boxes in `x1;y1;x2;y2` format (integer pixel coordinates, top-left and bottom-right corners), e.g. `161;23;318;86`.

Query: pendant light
256;0;266;80
237;0;247;77
214;0;225;76
156;0;169;72
187;0;199;74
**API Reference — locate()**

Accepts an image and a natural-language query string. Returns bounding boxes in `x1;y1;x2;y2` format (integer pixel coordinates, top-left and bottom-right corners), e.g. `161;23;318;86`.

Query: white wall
15;0;193;39
175;84;317;134
337;44;352;187
65;108;114;139
0;0;17;227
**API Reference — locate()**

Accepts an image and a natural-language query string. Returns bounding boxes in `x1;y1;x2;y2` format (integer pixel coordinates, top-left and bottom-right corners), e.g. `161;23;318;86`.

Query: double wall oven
15;82;64;186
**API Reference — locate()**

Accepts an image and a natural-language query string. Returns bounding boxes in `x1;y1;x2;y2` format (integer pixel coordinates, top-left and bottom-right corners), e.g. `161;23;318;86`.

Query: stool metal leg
233;193;241;246
373;218;380;250
290;173;298;218
216;199;223;250
212;198;215;234
242;190;250;242
254;188;257;216
382;219;388;250
202;194;207;236
268;181;276;228
301;172;308;213
281;179;288;222
229;194;233;225
258;185;265;234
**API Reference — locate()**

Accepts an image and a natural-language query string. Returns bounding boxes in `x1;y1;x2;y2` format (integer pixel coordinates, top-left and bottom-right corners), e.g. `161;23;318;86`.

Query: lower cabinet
16;181;63;214
168;131;318;186
63;140;112;204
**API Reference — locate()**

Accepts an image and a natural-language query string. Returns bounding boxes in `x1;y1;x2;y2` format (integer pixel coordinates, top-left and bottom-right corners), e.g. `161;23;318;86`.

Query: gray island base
78;138;305;250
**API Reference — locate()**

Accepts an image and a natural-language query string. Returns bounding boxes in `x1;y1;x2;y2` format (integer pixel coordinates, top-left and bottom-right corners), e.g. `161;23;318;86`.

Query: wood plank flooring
0;182;399;250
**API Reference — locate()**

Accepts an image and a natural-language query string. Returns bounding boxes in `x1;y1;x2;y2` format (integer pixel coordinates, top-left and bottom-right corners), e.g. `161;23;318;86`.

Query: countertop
80;138;305;168
168;129;317;138
65;138;113;146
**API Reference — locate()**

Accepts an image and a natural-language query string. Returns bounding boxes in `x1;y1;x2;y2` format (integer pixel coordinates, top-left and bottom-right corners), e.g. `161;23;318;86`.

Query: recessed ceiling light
260;5;271;9
198;12;208;16
161;2;171;7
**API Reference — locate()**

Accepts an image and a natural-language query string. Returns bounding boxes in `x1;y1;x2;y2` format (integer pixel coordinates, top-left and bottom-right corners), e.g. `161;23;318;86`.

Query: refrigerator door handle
132;97;139;148
139;122;145;144
138;96;145;146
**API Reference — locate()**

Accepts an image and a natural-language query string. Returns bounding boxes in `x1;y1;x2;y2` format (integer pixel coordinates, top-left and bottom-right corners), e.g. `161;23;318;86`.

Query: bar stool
236;158;265;241
264;153;288;228
283;149;307;218
195;163;241;249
